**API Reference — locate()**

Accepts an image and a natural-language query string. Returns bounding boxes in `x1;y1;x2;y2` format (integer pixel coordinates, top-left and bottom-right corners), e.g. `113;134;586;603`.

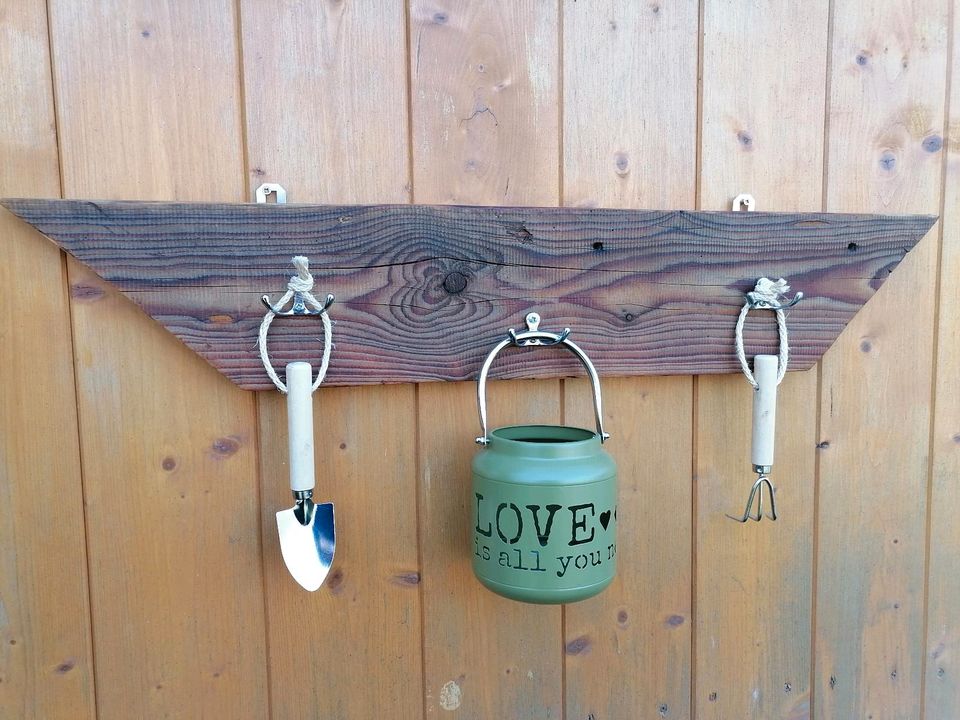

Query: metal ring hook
475;312;608;446
508;326;571;347
746;290;804;311
261;292;335;316
258;256;335;393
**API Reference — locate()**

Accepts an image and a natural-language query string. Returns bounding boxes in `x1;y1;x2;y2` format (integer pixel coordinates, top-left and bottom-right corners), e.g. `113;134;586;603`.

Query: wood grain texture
242;0;410;204
924;4;959;717
1;198;935;389
564;378;693;719
0;3;95;716
561;3;697;718
563;1;698;209
695;1;828;717
418;380;562;717
410;3;563;717
410;1;559;205
47;0;268;717
240;1;424;717
257;386;421;718
814;0;949;717
695;373;818;719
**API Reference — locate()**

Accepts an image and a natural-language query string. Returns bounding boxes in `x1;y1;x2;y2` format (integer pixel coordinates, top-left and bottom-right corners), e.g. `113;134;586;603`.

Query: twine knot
746;277;791;308
287;256;314;293
736;277;792;388
258;255;333;394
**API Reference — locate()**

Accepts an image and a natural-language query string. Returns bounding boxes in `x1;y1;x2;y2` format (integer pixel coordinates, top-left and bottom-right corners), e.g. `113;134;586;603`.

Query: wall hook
732;193;756;212
261;291;334;316
255;182;287;204
507;312;572;347
746;289;804;311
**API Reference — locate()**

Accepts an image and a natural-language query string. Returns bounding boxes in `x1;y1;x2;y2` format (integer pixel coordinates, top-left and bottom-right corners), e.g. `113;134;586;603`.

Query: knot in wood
442;271;469;294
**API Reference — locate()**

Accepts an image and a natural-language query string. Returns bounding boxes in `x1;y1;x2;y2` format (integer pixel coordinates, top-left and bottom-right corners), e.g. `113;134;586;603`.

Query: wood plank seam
809;0;837;712
60;250;99;720
919;4;956;715
49;0;101;714
403;5;430;715
692;3;705;718
231;3;275;717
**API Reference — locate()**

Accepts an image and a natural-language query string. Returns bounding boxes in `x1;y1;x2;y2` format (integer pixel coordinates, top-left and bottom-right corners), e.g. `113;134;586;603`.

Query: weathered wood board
0;198;935;389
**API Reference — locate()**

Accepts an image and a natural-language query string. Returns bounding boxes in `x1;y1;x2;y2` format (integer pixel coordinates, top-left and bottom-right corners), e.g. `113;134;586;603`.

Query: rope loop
258;256;333;393
735;278;792;388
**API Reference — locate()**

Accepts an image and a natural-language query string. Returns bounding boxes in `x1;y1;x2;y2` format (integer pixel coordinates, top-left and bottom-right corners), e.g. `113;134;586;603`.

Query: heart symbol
599;510;612;530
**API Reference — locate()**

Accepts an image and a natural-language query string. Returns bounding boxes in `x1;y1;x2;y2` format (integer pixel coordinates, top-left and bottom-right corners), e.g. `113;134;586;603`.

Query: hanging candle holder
728;278;803;523
471;312;617;604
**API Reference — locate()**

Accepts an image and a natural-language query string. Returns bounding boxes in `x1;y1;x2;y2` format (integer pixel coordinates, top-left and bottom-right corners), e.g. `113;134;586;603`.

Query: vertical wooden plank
563;2;698;209
240;2;423;717
815;0;949;717
257;386;420;718
696;1;828;718
924;3;958;717
410;2;563;716
0;1;96;717
419;380;560;718
242;0;411;204
48;1;268;717
410;2;558;206
561;3;697;719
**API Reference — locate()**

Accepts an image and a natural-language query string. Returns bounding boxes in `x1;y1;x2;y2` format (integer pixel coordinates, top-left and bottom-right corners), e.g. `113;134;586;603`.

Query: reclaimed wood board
0;198;936;389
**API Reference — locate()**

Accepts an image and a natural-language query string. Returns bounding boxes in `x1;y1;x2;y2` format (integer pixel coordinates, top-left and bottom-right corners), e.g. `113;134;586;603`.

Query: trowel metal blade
276;502;335;591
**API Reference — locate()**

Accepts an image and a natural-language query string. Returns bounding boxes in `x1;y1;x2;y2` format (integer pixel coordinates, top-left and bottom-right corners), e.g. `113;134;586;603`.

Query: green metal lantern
471;313;617;604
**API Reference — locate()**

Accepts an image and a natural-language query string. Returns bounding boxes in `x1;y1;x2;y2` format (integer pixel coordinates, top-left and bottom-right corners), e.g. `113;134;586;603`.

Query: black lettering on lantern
496;502;523;544
526;504;562;547
568;503;596;546
475;493;492;537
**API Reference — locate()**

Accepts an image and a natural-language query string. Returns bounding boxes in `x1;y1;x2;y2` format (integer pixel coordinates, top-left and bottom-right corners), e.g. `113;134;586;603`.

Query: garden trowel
277;361;335;591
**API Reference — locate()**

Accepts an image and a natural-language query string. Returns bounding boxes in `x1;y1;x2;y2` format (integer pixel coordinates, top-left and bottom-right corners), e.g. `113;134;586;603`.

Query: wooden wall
0;1;956;718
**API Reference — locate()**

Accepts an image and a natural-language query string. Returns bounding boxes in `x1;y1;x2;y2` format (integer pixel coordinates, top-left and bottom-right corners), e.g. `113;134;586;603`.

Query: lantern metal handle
475;312;609;445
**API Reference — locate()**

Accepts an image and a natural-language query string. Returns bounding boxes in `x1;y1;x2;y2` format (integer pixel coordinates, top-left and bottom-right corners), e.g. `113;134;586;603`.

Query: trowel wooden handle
286;361;315;493
751;354;778;469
